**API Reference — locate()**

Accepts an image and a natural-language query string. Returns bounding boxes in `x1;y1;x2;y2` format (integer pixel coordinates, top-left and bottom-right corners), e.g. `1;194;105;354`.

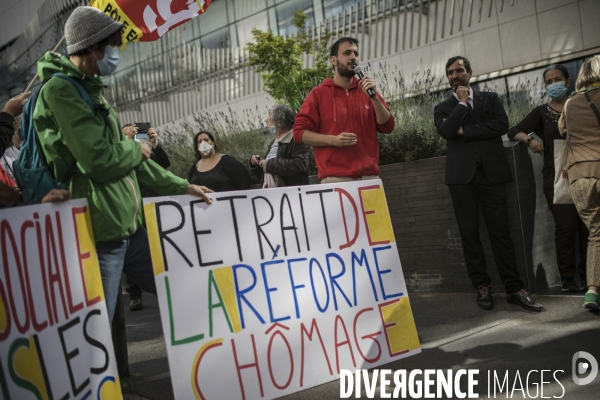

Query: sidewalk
122;291;599;399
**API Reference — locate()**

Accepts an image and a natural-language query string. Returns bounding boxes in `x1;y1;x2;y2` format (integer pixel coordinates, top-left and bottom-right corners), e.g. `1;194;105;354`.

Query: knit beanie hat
65;6;123;55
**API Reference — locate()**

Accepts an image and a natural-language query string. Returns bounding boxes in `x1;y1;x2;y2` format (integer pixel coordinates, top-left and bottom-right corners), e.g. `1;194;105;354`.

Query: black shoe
129;297;143;311
507;290;542;311
579;276;588;292
561;278;578;292
477;286;493;309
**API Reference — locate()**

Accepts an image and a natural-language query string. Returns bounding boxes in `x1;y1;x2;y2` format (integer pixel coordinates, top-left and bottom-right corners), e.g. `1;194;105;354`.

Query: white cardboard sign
143;180;420;399
0;200;122;400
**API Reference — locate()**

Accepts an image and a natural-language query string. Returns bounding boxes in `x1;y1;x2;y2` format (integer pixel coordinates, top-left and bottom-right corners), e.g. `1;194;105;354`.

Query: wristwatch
526;136;534;147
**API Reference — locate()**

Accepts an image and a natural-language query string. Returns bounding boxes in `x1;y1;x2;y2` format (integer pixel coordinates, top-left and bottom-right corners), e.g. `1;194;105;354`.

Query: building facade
1;0;600;128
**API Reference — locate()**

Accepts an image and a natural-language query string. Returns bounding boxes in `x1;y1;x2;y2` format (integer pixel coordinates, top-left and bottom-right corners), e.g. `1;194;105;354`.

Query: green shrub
371;63;447;164
506;75;547;128
246;11;333;109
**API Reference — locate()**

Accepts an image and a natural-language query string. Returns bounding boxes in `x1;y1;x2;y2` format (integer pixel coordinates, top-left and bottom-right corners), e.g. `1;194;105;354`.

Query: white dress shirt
453;87;474;109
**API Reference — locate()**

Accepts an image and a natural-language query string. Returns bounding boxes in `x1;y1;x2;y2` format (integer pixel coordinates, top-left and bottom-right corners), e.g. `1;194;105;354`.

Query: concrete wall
0;0;45;48
380;141;559;294
370;0;600;82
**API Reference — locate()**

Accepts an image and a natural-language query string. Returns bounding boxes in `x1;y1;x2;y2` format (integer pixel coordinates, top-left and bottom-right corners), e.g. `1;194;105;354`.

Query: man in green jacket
34;6;213;324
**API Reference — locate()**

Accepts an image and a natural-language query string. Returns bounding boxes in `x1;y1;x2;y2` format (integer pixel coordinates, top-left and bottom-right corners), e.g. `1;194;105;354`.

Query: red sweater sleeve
293;91;319;143
375;94;395;133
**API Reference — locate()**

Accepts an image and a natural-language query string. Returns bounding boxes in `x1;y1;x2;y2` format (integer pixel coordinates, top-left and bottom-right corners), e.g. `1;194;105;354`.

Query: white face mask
198;140;213;156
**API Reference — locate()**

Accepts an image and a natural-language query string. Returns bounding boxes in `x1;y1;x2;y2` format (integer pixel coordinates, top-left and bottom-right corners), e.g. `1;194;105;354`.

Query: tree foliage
246;11;333;109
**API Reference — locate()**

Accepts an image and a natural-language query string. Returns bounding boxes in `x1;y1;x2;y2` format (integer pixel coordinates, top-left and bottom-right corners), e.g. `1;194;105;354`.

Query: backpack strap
52;74;111;183
51;73;110;125
38;73;109;185
584;92;600;128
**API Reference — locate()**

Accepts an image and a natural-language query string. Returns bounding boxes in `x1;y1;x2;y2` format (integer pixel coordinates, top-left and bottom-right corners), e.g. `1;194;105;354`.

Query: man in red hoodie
293;37;395;183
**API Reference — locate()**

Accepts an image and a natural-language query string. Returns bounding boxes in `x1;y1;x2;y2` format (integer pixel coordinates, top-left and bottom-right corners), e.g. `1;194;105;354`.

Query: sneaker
129;297;143;311
561;278;578;292
583;290;599;310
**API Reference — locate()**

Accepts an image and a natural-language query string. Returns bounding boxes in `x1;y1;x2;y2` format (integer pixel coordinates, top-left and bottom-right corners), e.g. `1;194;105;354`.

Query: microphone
354;65;376;98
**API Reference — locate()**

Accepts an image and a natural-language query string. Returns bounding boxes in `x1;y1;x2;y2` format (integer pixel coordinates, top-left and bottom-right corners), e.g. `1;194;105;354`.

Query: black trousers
126;277;142;299
448;166;524;293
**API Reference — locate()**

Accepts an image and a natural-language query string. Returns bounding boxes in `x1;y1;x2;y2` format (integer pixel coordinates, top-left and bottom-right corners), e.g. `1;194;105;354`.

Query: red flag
92;0;211;43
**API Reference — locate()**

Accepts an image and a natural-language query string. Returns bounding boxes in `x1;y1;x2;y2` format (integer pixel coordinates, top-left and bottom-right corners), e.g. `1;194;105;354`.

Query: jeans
96;226;157;325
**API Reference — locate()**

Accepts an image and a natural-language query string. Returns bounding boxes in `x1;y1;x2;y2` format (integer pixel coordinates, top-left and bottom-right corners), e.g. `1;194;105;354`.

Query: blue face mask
269;125;276;135
97;45;120;76
546;81;568;100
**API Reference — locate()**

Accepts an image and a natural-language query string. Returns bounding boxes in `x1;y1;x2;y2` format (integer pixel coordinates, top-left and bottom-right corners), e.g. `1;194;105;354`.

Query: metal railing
1;0;515;125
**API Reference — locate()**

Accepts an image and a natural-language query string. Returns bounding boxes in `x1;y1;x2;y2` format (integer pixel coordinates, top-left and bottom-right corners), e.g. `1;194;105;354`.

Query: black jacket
250;130;310;187
150;144;171;169
434;91;511;185
140;143;171;197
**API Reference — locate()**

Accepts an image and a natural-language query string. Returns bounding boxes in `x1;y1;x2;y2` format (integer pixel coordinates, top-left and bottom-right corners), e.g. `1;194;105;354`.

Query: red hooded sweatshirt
293;76;395;180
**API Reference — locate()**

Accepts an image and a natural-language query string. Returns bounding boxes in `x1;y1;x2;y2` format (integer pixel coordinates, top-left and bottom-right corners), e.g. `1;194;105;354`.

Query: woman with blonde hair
558;55;600;310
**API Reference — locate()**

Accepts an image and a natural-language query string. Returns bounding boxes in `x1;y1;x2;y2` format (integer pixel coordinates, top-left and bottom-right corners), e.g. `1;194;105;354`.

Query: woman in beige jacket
558;55;600;310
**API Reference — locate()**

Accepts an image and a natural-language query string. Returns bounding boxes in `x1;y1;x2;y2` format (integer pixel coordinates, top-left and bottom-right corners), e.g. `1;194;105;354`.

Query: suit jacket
434;91;511;185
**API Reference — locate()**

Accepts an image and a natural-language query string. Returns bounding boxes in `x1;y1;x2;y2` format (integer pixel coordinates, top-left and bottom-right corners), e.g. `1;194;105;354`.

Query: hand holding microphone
355;66;376;98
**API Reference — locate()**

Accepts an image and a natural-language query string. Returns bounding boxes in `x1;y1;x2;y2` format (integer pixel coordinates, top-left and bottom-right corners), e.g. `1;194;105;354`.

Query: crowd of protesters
0;5;599;334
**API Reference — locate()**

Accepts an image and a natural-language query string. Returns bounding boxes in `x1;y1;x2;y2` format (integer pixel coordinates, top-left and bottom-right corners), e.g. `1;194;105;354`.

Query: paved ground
121;289;599;399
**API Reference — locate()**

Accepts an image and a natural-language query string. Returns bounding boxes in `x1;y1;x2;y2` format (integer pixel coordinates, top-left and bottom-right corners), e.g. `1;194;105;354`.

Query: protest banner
144;180;421;399
92;0;212;43
0;200;121;400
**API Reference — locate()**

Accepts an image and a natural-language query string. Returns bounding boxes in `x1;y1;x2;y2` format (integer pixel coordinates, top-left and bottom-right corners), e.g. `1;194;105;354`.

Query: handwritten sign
144;180;421;399
0;200;121;400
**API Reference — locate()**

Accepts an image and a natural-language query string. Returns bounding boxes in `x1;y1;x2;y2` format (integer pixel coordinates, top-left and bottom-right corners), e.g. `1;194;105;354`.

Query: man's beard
451;77;468;91
337;61;356;78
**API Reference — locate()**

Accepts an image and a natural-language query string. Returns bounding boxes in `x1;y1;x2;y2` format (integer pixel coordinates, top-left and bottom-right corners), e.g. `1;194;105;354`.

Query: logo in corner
572;351;598;385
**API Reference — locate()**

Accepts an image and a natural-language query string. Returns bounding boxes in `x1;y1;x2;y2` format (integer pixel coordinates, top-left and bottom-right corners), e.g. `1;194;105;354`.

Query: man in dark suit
434;56;542;311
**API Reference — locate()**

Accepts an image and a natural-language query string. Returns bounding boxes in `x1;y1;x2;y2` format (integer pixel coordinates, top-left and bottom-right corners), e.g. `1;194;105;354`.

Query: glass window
201;27;231;48
323;0;367;27
276;0;314;36
177;21;196;43
200;0;229;35
136;42;156;63
119;48;137;70
235;0;268;20
556;59;581;93
323;0;361;20
472;77;508;108
376;0;401;13
506;67;547;109
237;11;269;49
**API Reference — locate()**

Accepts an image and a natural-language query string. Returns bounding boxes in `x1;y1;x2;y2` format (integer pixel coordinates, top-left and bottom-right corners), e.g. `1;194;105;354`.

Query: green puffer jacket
34;51;188;242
